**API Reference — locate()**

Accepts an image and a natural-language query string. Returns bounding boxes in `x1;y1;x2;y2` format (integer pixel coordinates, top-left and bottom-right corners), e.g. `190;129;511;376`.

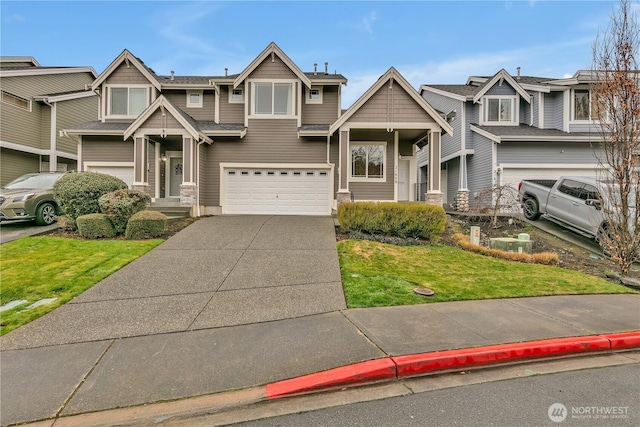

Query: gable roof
233;42;312;89
123;95;212;143
92;49;161;91
472;69;531;103
330;67;453;135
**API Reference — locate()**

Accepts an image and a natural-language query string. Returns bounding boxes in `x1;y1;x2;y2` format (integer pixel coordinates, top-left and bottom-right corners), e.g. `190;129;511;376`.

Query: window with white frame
485;97;515;124
306;86;322;104
572;89;604;121
229;86;244;103
253;81;294;116
350;143;385;180
1;90;31;111
109;86;148;116
187;91;203;108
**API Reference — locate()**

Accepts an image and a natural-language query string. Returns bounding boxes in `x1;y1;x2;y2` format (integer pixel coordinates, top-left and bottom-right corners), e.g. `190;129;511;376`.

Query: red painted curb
602;331;640;350
265;358;397;399
392;336;611;378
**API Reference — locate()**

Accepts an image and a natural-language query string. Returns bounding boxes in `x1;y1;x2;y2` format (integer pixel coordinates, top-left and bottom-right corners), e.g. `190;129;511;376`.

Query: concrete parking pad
190;282;347;329
62;312;384;415
0;294;213;350
157;216;267;250
249;224;337;250
0;341;111;426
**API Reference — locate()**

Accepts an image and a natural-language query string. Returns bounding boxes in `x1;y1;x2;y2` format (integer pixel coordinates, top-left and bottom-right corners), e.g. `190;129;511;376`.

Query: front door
167;153;183;198
398;160;410;201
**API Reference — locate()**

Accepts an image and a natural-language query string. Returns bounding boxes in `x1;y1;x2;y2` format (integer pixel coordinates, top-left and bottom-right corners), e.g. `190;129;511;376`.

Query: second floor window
253;82;293;116
110;87;148;116
486;97;514;123
573;89;603;121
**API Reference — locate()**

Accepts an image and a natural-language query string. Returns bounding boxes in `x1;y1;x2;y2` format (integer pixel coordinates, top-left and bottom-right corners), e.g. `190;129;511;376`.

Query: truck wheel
35;203;56;226
523;198;541;220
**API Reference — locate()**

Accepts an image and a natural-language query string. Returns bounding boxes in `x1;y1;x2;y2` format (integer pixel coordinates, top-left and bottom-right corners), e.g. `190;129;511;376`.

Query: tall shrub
99;189;151;234
53;172;128;228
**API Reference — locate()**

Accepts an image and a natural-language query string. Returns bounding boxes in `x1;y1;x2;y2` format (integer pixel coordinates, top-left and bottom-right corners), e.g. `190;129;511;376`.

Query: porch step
148;204;191;220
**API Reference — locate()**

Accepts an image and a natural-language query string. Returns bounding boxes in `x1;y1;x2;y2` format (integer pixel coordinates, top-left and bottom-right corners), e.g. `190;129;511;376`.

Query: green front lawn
0;236;162;335
338;239;636;308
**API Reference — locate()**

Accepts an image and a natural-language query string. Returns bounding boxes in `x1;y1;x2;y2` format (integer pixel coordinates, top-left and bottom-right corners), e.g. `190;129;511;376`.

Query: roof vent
225;68;228;77
314;63;317;76
516;67;521;80
170;70;175;81
324;62;328;75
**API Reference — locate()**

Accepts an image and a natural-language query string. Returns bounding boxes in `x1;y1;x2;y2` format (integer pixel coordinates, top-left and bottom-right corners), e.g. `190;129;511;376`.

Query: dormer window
187;91;203;108
252;81;294;117
108;86;149;117
230;86;244;103
572;89;603;122
306;86;323;104
484;96;516;124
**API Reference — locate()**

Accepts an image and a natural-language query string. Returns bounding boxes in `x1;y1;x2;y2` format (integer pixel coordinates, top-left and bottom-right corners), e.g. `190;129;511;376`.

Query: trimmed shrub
76;213;116;239
125;210;167;239
338;202;446;241
53;172;128;229
55;215;76;231
99;189;151;234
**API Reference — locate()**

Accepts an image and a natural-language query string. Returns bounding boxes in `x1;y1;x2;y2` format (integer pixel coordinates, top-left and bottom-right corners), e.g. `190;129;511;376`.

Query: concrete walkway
1;216;639;426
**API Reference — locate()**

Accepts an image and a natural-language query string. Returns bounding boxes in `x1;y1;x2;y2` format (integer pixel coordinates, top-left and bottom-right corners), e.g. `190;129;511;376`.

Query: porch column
180;136;197;207
456;154;469;212
132;135;150;194
425;131;443;206
336;129;351;205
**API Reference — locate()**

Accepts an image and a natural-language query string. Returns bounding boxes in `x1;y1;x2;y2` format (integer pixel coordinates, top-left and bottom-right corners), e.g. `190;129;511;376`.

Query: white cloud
3;14;24;23
355;11;377;35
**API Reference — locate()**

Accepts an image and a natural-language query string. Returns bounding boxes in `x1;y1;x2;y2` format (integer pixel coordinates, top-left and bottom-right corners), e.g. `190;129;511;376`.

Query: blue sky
1;1;623;107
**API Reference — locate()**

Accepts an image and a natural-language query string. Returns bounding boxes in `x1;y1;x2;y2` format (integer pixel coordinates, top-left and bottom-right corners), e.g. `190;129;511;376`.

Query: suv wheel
35;203;56;226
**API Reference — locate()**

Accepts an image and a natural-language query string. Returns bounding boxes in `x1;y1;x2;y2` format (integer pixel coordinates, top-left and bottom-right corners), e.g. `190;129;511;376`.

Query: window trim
249;79;297;118
305;85;323;104
105;84;151;118
482;95;517;125
186;90;203;108
1;90;31;111
349;141;387;182
229;86;244;104
570;88;605;123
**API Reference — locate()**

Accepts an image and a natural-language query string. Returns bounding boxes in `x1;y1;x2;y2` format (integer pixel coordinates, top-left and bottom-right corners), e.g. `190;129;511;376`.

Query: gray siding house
0;57;98;185
419;69;606;211
65;43;451;215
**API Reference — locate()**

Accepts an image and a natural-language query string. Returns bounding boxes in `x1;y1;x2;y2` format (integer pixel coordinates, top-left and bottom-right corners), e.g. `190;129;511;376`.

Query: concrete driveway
0;220;59;244
1;215;346;350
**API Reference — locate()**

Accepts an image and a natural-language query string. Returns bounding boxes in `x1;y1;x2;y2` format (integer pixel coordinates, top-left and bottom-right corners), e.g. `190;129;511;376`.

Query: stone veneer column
336;190;352;207
424;192;443;206
456;189;469;212
180;184;197;207
132;184;150;195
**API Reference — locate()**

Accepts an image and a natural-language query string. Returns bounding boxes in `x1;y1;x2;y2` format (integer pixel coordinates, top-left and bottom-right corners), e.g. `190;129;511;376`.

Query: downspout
42;98;57;172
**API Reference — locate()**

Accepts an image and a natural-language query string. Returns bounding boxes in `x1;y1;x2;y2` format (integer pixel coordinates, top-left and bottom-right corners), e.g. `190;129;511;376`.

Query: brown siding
349;84;436;124
349;130;395;201
200;119;326;205
81;136;134;164
329;134;339;195
148;141;155;194
163;89;216;121
301;85;339;124
219;85;244;123
105;62;152;84
0;148;40;186
56;96;99;155
142;109;182;129
249;55;298;79
40;104;50;149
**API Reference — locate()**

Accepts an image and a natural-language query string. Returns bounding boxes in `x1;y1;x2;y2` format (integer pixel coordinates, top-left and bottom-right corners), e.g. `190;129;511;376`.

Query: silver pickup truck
518;176;605;238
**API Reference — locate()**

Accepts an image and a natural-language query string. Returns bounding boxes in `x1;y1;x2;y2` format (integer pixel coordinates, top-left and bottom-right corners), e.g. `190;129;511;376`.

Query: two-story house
419;69;606;211
64;42;451;216
0;57;98;185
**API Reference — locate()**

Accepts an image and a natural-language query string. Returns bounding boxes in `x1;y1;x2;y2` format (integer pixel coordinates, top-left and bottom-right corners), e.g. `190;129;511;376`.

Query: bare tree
473;183;521;229
592;0;640;274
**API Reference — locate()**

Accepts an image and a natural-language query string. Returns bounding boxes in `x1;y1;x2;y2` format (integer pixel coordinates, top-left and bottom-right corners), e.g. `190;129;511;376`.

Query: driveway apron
0;215;346;350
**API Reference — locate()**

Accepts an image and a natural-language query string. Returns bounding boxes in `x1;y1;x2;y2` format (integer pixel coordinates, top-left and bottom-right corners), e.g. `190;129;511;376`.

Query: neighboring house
419;69;606;211
0;57;98;185
64;42;451;216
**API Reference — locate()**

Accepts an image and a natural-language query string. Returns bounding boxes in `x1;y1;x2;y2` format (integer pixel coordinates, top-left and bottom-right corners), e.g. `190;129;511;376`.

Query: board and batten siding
81;136;134;164
218;86;244;123
301;85;340;124
466;132;494;203
141;109;182;129
164;90;216;121
249;55;299;79
0;148;40;186
349;85;436;124
105;63;152;85
56;96;98;155
497;141;604;164
465;103;478;151
420;91;462;159
485;83;516;96
199;119;327;206
543;92;564;130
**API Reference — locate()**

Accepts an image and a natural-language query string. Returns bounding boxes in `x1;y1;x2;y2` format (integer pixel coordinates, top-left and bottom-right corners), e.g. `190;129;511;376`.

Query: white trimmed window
1;90;31;111
572;89;604;122
229;86;244;103
187;91;203;108
252;81;294;116
485;96;516;124
350;142;386;181
109;86;149;117
306;86;323;104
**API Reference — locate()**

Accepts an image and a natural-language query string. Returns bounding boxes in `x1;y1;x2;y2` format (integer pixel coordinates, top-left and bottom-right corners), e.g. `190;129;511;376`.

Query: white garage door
85;166;134;188
223;168;331;215
501;167;601;190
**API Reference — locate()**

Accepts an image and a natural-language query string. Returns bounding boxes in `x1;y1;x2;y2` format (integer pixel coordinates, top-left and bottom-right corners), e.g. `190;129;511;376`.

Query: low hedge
338;202;446;241
76;213;116;239
125;210;167;240
99;189;151;234
453;233;559;265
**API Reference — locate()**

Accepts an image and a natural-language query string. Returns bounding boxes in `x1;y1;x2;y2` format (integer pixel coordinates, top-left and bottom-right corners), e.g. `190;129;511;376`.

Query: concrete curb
265;331;640;399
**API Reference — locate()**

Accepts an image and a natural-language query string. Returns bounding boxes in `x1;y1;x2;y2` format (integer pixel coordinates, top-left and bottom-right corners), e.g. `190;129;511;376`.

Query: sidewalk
1;215;639;426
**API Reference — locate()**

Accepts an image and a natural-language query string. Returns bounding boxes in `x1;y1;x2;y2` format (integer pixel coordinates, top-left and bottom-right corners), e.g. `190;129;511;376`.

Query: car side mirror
585;199;602;210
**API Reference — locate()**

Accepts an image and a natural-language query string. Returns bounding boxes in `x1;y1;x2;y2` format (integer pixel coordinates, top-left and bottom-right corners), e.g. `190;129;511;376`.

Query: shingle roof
472;124;594;139
197;122;246;132
425;84;481;97
298;124;330;131
66;121;130;131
